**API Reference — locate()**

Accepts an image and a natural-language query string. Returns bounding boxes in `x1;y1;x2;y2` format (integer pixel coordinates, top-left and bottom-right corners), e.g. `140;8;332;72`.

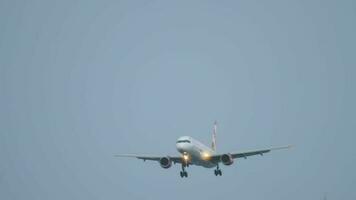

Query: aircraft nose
176;143;185;153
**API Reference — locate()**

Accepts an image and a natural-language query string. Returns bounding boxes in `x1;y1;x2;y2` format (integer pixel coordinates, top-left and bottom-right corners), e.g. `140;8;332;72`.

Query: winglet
270;145;293;151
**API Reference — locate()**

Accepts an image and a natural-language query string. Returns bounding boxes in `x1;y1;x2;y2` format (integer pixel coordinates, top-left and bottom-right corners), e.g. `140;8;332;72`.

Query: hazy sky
1;0;355;200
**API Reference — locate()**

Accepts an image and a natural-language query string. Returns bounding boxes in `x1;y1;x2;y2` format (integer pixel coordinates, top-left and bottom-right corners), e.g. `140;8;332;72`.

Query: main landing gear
180;164;188;178
214;164;222;176
180;171;188;178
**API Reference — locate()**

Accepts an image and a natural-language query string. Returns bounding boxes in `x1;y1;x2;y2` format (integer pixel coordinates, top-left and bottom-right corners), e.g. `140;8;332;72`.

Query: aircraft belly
195;160;216;168
188;147;216;168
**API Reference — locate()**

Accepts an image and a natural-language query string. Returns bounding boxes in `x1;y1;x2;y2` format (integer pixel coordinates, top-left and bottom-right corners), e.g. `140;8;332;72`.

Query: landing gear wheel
180;163;189;178
214;169;222;176
214;165;222;176
180;171;188;178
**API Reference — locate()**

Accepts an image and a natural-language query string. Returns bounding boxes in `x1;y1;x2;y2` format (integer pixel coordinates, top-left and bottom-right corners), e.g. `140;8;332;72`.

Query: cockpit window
176;140;191;143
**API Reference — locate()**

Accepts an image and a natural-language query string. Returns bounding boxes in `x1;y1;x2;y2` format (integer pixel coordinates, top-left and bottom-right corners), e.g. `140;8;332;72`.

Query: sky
0;0;355;199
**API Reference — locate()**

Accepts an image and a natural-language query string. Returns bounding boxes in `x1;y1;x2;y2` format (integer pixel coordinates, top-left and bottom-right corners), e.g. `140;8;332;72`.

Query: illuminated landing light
183;154;189;161
201;152;211;161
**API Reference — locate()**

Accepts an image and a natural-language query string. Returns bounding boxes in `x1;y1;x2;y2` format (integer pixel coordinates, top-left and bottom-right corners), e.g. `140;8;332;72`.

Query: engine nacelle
159;157;172;169
221;153;234;165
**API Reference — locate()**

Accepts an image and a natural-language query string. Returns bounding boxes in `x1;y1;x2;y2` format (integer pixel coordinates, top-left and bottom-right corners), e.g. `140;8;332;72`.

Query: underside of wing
210;145;292;163
231;145;292;158
114;154;182;164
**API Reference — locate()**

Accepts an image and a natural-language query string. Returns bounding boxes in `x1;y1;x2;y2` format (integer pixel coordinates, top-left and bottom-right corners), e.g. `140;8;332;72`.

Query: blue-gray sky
1;0;355;199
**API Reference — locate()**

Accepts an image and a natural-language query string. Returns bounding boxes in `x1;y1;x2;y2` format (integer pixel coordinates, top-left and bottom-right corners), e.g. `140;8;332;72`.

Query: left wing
210;145;292;163
114;154;183;164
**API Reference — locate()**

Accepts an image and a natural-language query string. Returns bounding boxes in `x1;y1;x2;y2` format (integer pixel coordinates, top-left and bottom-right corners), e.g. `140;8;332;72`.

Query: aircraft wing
114;154;183;164
211;145;292;163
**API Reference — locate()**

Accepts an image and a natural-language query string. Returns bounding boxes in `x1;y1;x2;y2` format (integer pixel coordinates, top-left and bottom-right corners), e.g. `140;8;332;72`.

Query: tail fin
211;121;217;152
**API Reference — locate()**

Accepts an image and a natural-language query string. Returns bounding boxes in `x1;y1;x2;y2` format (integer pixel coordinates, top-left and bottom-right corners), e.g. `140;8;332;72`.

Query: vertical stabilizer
211;121;217;152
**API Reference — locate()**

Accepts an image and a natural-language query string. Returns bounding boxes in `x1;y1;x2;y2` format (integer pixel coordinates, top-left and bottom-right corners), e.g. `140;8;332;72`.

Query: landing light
202;152;211;160
183;154;189;161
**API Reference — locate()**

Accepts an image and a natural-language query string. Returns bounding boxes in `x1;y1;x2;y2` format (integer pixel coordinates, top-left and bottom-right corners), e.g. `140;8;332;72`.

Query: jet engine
221;153;234;165
159;157;172;168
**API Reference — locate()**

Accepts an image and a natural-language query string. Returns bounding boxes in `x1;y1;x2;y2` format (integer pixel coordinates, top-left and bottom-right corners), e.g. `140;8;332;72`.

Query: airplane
114;121;291;178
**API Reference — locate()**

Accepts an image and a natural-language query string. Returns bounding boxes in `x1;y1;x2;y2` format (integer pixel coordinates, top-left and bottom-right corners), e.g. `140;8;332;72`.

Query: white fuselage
176;136;216;168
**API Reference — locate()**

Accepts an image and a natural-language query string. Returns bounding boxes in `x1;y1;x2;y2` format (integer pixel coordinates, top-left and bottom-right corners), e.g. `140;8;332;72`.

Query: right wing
114;154;183;164
210;145;292;163
230;145;292;159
